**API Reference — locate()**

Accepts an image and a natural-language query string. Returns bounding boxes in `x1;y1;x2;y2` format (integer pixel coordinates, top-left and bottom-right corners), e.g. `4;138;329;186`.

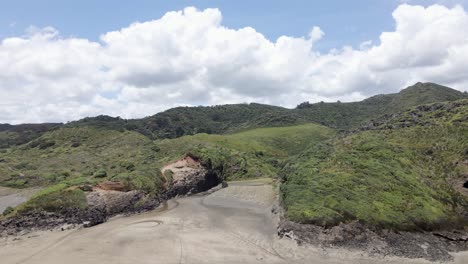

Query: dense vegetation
130;103;306;138
62;82;468;139
281;99;468;230
0;123;61;149
294;82;468;129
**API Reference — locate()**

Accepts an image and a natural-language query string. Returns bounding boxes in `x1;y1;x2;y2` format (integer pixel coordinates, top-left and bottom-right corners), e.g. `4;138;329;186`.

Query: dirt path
1;180;467;264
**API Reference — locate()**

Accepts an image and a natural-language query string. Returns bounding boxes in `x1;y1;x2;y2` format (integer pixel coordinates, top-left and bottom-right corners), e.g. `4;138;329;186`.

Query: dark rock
79;185;93;192
167;169;220;197
278;219;468;262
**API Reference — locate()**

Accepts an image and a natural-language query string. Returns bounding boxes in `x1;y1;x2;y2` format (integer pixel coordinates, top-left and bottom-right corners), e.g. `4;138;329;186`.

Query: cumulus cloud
0;4;468;124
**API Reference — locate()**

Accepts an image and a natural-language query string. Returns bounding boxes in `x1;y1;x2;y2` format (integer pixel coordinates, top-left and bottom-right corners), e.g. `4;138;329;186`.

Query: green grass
17;188;88;215
0;127;165;194
154;124;334;180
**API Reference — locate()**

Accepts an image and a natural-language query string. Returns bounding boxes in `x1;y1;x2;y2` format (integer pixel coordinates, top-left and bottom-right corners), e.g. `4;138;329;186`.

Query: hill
91;82;468;136
0;123;62;149
66;103;306;139
294;82;468;129
0;123;333;217
128;103;305;139
281;99;468;230
2;82;465;145
1;82;467;234
0;124;333;189
0;127;164;193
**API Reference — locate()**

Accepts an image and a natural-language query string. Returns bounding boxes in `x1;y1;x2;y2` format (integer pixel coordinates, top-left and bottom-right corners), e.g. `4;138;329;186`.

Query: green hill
154;124;334;180
0;123;333;217
1;82;467;232
132;82;466;135
281;99;468;230
4;82;465;145
0;124;333;189
295;82;468;129
0;127;165;194
0;123;62;149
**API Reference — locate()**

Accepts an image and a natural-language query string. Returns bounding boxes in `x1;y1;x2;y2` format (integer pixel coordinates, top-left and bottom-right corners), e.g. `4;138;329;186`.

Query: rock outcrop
162;155;221;196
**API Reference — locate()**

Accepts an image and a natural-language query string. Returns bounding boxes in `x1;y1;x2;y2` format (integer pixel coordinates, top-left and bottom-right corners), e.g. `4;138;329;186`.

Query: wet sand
1;181;467;264
0;187;41;214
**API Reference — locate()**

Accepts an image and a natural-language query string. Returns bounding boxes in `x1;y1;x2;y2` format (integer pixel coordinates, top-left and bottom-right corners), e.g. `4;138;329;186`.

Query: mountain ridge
0;82;466;148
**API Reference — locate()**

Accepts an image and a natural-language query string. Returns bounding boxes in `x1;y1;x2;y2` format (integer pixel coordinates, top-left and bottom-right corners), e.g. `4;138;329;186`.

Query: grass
153;124;334;180
0;127;166;195
281;100;468;230
17;188;88;215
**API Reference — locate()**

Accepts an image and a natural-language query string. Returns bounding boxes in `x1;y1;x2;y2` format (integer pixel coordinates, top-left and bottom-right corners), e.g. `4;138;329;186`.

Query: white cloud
0;4;467;124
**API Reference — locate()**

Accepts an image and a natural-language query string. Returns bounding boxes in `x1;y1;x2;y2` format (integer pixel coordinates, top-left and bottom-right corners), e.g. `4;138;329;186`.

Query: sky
1;0;468;123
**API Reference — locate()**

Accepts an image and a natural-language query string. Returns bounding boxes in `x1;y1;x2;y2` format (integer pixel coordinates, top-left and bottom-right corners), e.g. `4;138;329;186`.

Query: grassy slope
0;124;334;216
281;99;468;230
0;127;165;194
154;124;334;180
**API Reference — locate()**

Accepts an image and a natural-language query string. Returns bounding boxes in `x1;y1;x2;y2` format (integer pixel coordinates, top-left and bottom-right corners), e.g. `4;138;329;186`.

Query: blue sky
1;0;466;52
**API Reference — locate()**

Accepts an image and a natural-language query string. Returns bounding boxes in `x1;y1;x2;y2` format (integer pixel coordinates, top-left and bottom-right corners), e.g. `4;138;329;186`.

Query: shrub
39;141;55;149
128;170;163;194
163;169;174;181
3;206;14;216
119;161;135;171
3;179;28;188
151;144;161;152
18;189;87;214
93;169;107;178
